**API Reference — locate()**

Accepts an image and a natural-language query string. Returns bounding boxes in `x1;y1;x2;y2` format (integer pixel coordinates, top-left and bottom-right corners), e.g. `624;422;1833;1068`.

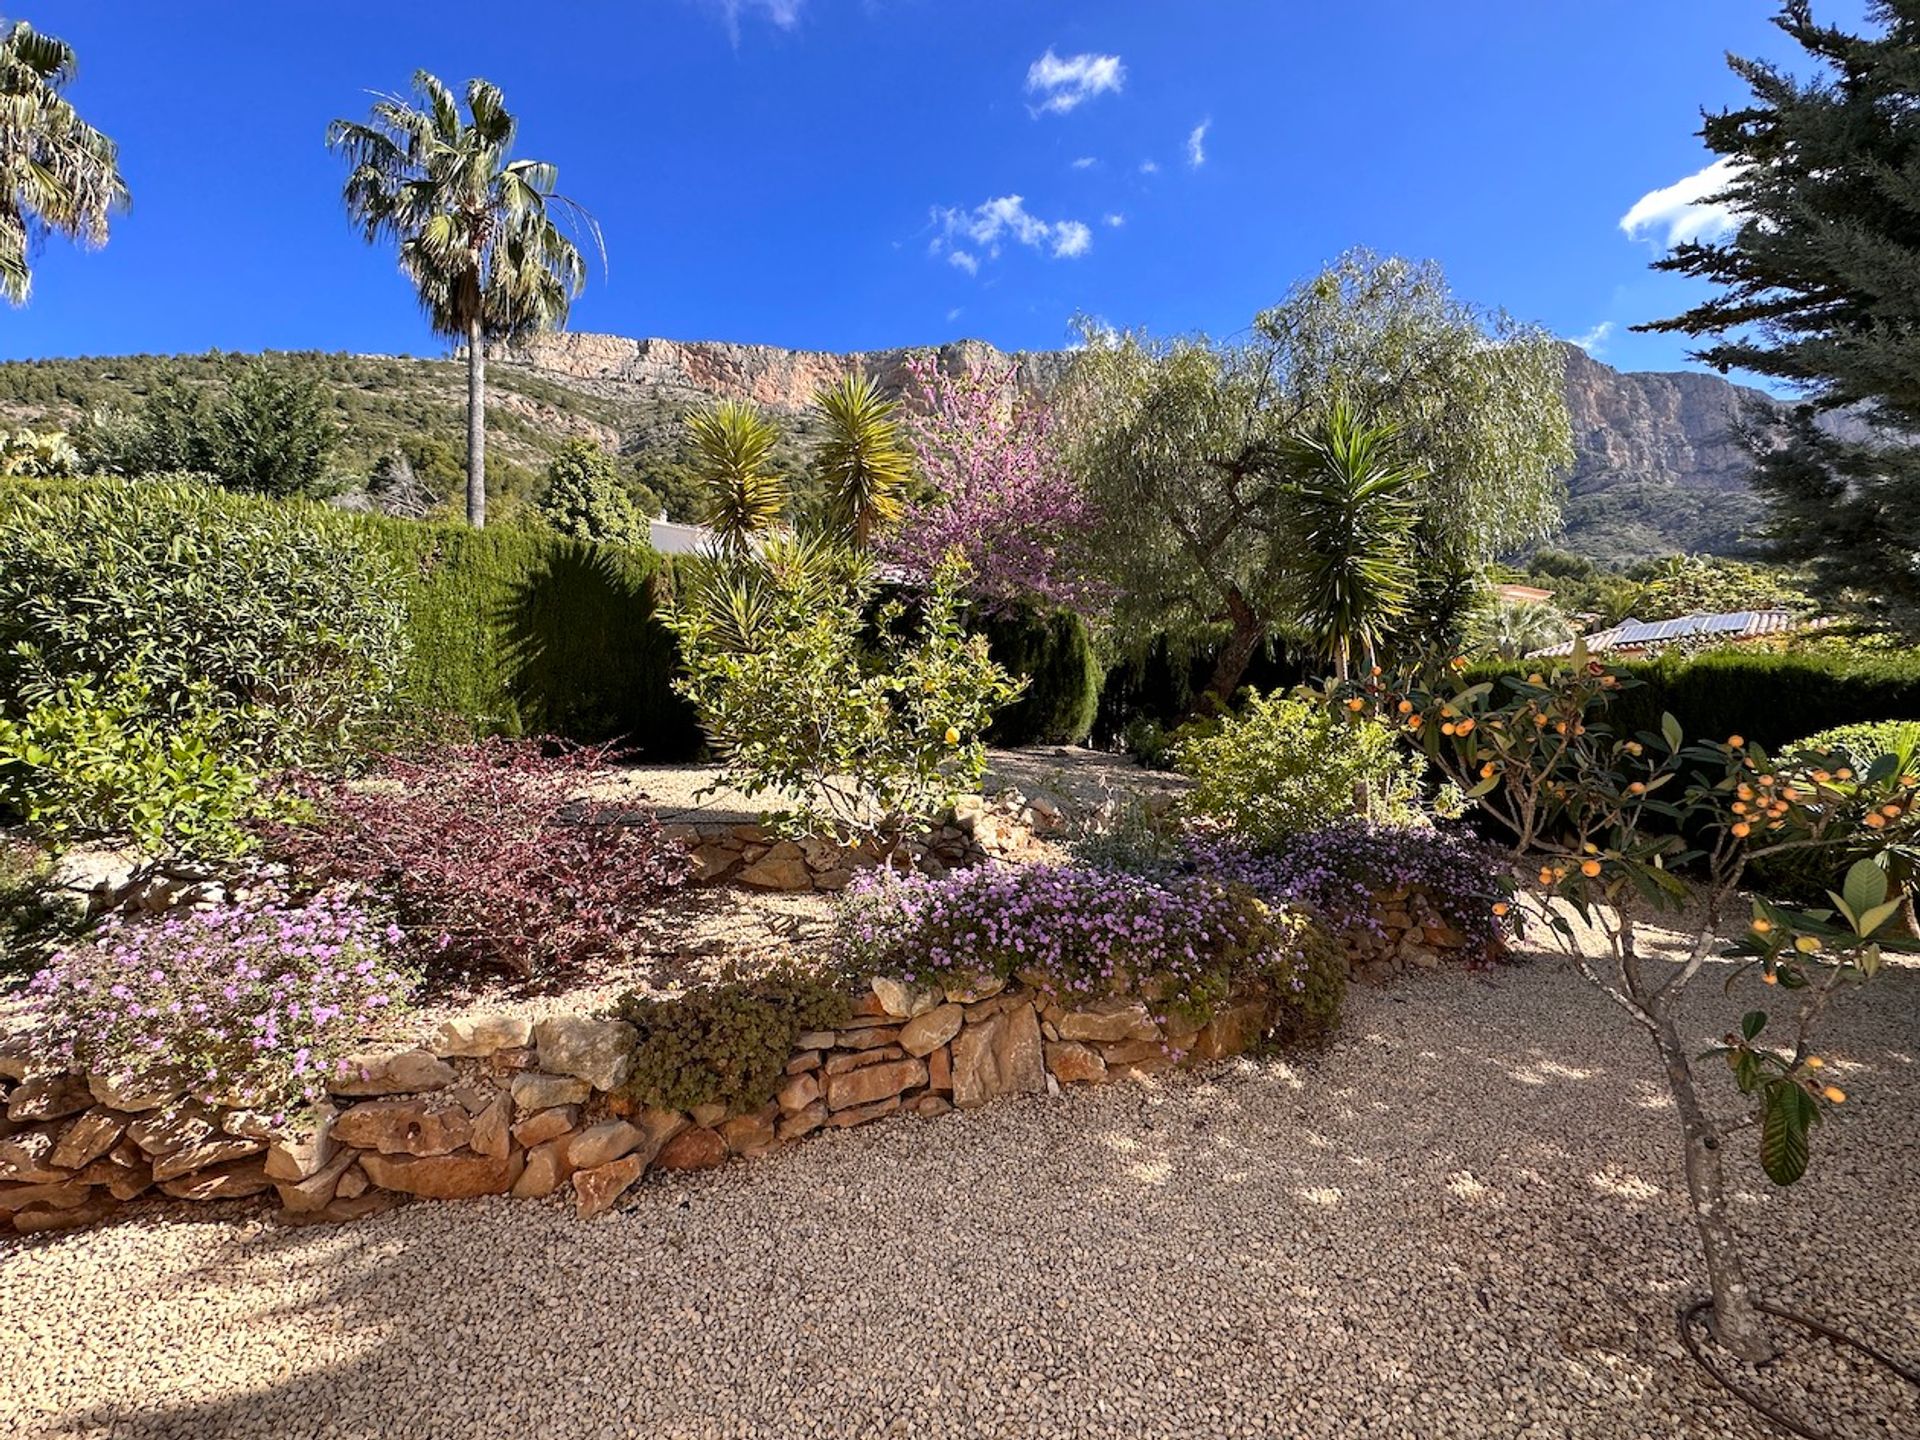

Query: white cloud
1138;159;1159;175
946;307;963;322
1568;321;1614;356
1070;156;1098;170
1620;158;1743;247
1051;220;1092;258
1026;48;1126;116
930;194;1093;273
1103;213;1125;227
706;0;804;42
1186;119;1210;168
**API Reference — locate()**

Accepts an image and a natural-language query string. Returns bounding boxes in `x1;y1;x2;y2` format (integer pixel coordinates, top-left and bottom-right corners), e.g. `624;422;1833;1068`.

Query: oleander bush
611;963;854;1115
833;862;1343;1035
0;477;408;767
267;738;694;980
27;892;416;1113
1174;691;1429;847
0;672;282;858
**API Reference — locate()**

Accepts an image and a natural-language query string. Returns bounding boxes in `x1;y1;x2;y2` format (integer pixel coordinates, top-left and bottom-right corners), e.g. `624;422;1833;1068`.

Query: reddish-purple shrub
270;739;693;979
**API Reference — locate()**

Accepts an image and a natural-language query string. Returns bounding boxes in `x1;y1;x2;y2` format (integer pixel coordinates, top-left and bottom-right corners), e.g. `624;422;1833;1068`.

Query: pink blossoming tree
883;356;1107;615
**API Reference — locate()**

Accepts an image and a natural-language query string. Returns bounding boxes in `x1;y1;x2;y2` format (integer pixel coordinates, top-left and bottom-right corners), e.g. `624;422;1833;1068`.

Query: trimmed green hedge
1472;648;1920;751
979;609;1101;746
361;517;701;755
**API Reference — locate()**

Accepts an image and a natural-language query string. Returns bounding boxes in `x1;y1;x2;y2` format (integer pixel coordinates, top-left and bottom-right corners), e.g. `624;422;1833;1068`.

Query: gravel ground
5;956;1916;1439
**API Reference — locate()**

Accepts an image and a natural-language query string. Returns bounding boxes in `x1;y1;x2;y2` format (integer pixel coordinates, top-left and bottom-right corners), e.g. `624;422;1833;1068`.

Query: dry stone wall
0;972;1284;1237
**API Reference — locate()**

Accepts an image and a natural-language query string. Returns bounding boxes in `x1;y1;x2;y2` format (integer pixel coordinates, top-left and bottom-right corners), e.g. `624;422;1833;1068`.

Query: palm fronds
812;375;912;548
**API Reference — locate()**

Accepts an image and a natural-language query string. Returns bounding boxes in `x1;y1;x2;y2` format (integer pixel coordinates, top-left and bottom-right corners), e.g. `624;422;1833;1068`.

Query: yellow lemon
943;726;960;746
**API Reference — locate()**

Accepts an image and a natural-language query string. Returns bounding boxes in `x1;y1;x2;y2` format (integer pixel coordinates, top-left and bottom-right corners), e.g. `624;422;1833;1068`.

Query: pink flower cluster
28;892;414;1113
883;356;1110;615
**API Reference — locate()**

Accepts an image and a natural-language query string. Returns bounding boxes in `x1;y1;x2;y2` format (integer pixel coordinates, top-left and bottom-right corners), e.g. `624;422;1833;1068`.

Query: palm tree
1279;402;1420;679
688;399;786;558
328;73;599;528
1479;598;1573;659
0;20;128;305
812;375;911;548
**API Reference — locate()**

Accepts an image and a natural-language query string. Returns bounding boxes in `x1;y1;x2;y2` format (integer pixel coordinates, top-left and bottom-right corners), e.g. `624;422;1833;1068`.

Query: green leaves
1760;1079;1818;1186
688;399;786;557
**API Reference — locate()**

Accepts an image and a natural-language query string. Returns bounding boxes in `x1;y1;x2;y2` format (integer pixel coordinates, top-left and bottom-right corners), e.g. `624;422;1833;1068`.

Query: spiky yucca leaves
688;399;786;558
1279;403;1420;679
0;20;127;305
812;374;912;549
327;72;600;528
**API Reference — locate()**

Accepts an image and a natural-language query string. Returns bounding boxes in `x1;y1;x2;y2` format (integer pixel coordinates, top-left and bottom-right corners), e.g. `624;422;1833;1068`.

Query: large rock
264;1108;337;1181
0;1179;93;1212
778;1100;828;1140
511;1072;592;1114
566;1120;643;1171
870;976;943;1019
950;1005;1046;1109
469;1095;512;1159
87;1070;183;1112
653;1126;727;1172
1191;999;1272;1061
430;1014;533;1059
159;1158;273;1201
510;1105;579;1148
49;1109;126;1171
327;1049;456;1098
274;1146;360;1216
7;1073;94;1123
823;1057;926;1112
572;1154;645;1219
1045;1041;1107;1085
358;1149;521;1199
533;1017;637;1093
777;1072;820;1114
736;840;813;891
332;1098;473;1156
511;1136;576;1199
719;1110;777;1157
127;1106;216;1156
899;1004;964;1057
152;1136;266;1183
1055;998;1160;1045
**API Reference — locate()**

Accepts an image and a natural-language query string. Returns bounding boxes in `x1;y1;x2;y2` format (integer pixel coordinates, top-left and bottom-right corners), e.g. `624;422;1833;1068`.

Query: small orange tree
1330;646;1920;1362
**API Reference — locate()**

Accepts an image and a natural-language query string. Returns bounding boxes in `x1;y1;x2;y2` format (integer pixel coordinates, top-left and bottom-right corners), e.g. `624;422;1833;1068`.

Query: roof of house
1494;583;1555;605
1531;609;1799;658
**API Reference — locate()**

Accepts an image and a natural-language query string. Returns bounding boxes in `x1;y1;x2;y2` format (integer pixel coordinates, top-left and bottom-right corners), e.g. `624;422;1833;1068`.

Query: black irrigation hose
1679;1298;1920;1440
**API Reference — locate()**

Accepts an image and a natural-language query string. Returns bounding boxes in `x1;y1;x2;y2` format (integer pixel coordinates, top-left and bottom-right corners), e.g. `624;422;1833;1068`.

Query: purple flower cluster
1184;822;1514;960
833;861;1329;1021
27;892;415;1113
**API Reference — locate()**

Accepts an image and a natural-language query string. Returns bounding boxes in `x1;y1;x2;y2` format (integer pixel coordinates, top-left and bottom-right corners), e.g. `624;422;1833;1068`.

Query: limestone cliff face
503;332;1066;414
503;330;1801;561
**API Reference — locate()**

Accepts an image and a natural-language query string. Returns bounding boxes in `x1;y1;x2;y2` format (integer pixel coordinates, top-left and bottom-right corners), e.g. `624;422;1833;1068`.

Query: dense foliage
536;438;646;547
28;893;415;1112
834;862;1343;1036
1641;1;1920;630
1174;692;1430;847
976;608;1101;746
269;739;693;980
612;963;853;1115
0;477;408;767
0;673;280;857
670;541;1023;843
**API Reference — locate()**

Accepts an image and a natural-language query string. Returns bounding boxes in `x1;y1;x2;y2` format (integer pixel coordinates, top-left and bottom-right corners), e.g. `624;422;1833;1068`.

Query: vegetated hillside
0;334;1810;561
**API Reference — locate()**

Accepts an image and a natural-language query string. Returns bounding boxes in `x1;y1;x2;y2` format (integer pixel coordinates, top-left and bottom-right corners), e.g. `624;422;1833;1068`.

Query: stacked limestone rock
0;971;1281;1237
1340;885;1497;983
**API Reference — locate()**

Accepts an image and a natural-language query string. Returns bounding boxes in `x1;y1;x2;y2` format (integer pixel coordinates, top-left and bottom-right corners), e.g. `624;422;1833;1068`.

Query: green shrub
1175;691;1428;847
978;608;1101;745
0;673;279;857
0;477;407;767
0;836;80;983
537;439;647;547
361;513;700;753
1471;648;1920;754
669;540;1024;842
611;964;853;1116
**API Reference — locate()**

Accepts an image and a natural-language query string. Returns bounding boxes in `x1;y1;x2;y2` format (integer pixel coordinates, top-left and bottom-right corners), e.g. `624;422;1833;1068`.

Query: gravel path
4;958;1916;1440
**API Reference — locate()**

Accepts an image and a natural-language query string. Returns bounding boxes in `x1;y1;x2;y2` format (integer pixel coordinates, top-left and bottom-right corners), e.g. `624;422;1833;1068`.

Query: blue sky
2;0;1874;377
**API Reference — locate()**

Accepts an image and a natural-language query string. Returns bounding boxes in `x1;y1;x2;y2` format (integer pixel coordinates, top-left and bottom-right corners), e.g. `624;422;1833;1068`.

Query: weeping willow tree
0;19;128;305
328;73;600;528
1062;251;1573;704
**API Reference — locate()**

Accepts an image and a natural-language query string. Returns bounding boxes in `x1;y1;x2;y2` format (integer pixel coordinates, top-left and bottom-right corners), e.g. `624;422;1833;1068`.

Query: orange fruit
1455;718;1476;735
1823;1086;1846;1104
1537;867;1554;886
1492;901;1510;917
1346;697;1366;713
1580;859;1602;877
1397;699;1413;715
1752;917;1772;934
1728;734;1745;749
1763;971;1778;985
1731;822;1751;838
1804;1055;1822;1068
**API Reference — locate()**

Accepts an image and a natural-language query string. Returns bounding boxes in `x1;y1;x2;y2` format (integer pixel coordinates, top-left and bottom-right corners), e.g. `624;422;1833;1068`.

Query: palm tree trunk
466;318;487;529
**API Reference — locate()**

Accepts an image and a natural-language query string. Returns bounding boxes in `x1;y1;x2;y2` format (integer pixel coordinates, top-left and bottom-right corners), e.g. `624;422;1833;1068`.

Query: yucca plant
1279;402;1420;679
688;399;786;558
328;72;600;528
812;374;912;549
0;19;128;305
